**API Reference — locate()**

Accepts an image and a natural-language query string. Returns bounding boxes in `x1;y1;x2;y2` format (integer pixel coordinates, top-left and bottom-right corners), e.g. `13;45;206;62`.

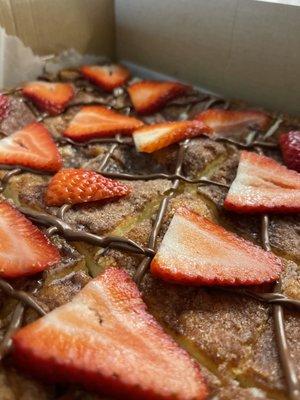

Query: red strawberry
0;122;62;172
151;207;283;286
0;201;60;278
13;267;207;400
133;120;211;153
64;106;144;142
279;131;300;172
195;109;270;135
45;168;131;206
224;151;300;213
22;81;74;115
0;94;9;121
128;80;190;114
80;64;130;92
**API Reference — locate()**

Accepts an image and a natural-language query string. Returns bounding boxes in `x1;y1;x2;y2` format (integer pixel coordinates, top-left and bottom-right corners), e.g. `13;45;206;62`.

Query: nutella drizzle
165;95;209;107
0;303;24;359
57;136;133;147
0;164;52;176
0;88;22;96
134;100;232;285
57;204;71;220
255;128;300;400
0;279;46;316
100;170;230;187
17;206;152;256
0;168;22;193
0;72;298;399
261;215;300;400
273;281;300;400
93;134;122;171
46;226;59;236
134;138;190;285
219;287;300;310
0;280;44;359
215;136;277;149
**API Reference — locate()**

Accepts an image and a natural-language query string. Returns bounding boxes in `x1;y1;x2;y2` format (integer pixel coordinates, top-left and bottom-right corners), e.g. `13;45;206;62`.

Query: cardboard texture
0;0;299;115
116;0;300;115
0;0;115;57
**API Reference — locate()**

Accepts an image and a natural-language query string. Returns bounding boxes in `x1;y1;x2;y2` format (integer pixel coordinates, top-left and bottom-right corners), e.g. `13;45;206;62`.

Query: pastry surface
0;65;299;400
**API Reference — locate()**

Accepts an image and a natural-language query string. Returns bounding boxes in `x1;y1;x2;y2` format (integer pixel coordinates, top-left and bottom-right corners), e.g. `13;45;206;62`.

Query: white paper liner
44;49;108;75
0;27;107;89
0;27;44;89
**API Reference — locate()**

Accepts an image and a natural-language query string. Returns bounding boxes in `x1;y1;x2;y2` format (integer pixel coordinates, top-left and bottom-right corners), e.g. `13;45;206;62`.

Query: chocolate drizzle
215;136;277;149
261;215;300;400
219;287;300;310
254;125;300;400
17;206;153;256
0;164;52;176
0;280;44;359
95;135;121;171
133;100;234;285
263;118;283;139
0;303;24;359
0;71;299;398
36;103;133;123
101;170;230;187
0;88;22;96
0;279;46;316
0;168;22;193
57;136;133;147
134;138;190;285
273;282;300;400
57;204;71;220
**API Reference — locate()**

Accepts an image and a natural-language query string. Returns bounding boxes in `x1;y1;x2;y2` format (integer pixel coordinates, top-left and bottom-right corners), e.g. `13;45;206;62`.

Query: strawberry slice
64;106;144;142
0;122;62;172
128;80;190;114
22;81;74;115
194;109;270;135
0;201;60;278
12;267;207;400
151;207;283;286
279;131;300;172
0;94;9;121
133;120;211;153
80;64;130;92
224;151;300;213
45;168;131;206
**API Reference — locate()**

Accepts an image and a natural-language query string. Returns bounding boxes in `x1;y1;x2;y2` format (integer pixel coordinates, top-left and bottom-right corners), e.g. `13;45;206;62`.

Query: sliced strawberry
0;201;60;278
133;120;211;153
22;81;74;115
224;151;300;213
151;207;283;286
13;267;207;400
80;64;130;92
45;168;131;206
0;94;9;121
128;80;190;114
64;106;144;142
194;109;270;135
0;122;62;172
279;131;300;172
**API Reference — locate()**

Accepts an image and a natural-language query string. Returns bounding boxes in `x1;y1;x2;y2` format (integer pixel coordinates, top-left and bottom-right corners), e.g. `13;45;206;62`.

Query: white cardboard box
0;0;299;115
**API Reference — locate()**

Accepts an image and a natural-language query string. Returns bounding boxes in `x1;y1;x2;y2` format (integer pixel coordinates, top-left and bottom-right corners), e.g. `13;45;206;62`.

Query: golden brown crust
0;66;299;400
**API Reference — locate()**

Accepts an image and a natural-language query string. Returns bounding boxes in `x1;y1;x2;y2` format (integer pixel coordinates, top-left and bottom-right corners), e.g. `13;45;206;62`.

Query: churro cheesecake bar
0;63;299;400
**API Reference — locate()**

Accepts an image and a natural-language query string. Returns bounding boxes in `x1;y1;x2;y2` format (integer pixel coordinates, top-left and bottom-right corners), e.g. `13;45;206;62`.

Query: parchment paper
0;27;107;90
